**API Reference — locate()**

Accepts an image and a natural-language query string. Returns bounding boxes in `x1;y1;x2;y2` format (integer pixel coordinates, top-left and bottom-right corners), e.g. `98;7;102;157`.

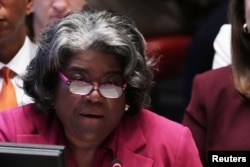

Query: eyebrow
66;66;123;76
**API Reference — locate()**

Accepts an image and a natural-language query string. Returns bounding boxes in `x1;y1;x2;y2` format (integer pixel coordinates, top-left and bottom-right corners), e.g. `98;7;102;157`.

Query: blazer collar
114;112;154;166
16;106;60;144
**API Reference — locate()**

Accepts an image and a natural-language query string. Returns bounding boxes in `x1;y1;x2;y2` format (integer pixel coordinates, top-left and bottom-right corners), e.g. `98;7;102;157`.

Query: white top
212;24;232;69
0;37;37;106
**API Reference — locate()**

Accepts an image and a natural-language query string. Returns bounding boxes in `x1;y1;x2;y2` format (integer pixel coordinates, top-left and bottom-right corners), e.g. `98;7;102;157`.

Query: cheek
69;0;86;10
55;84;79;116
107;96;126;121
54;84;84;131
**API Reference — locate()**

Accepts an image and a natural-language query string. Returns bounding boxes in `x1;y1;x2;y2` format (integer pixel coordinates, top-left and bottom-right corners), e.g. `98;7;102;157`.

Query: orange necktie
0;67;18;111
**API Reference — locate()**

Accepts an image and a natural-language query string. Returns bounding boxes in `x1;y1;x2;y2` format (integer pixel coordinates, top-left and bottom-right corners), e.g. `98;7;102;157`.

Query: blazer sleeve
182;74;207;165
0;109;16;142
174;126;203;167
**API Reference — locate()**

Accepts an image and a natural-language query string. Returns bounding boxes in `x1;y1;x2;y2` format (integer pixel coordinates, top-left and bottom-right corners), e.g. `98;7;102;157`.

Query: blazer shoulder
193;66;233;92
0;104;43;141
196;66;231;81
134;109;201;166
139;109;191;142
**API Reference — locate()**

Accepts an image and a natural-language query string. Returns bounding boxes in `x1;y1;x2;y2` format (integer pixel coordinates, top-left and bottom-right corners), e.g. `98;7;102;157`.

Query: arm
182;74;207;166
0;110;15;142
175;127;203;167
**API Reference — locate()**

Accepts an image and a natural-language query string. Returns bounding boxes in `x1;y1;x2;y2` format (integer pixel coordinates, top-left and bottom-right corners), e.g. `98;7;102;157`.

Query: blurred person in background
183;0;250;166
26;0;88;43
0;0;35;111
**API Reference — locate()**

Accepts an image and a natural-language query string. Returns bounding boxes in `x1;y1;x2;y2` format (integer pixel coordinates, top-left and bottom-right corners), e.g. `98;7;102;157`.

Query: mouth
50;15;63;20
0;19;6;22
79;113;104;119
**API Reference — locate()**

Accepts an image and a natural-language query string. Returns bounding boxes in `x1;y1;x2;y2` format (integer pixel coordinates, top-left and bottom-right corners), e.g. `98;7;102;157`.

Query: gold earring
243;23;249;33
125;104;129;111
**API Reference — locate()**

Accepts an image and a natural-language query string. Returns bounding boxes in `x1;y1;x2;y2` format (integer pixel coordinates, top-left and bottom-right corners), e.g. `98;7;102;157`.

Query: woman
0;9;202;167
183;0;250;166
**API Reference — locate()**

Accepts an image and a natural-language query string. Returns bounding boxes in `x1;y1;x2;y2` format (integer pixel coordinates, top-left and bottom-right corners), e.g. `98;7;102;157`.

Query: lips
50;15;63;21
0;19;6;23
51;16;61;19
79;113;104;119
0;19;8;28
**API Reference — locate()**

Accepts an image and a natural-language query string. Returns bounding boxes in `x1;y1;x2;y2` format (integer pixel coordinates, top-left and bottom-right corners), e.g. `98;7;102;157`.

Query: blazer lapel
119;147;154;167
116;114;154;167
16;111;60;144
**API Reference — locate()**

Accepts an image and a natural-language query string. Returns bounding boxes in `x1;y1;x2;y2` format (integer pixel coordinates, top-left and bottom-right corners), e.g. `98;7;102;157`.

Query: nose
85;83;103;102
52;0;68;14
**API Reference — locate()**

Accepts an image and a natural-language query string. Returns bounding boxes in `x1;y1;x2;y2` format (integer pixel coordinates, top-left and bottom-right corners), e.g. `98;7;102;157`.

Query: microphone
111;158;122;167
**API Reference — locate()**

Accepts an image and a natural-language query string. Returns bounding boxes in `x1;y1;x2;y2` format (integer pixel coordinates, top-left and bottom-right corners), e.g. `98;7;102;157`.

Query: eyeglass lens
69;81;123;98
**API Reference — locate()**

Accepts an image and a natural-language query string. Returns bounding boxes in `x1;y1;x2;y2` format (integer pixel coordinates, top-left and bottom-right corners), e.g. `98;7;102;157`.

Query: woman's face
55;50;126;147
33;0;87;27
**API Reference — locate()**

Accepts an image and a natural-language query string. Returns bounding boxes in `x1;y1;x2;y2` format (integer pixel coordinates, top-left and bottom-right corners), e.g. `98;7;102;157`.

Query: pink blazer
0;104;202;167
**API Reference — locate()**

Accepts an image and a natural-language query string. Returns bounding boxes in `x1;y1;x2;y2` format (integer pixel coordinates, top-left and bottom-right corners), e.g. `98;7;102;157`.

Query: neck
68;143;98;167
75;149;96;167
65;134;100;167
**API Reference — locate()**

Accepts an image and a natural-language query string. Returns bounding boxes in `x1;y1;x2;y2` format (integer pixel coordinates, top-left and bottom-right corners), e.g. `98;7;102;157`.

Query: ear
25;0;34;15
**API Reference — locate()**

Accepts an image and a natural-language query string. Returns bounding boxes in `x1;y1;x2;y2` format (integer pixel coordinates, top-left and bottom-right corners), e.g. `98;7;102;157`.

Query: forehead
0;0;28;15
64;50;122;73
33;0;87;7
0;0;23;6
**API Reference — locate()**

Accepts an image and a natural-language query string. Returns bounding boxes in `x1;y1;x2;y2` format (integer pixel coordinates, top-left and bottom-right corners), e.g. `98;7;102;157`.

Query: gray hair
23;9;154;115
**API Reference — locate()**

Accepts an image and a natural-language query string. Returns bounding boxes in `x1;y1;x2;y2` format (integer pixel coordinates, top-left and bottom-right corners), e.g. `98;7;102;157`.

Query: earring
125;104;129;111
243;23;249;33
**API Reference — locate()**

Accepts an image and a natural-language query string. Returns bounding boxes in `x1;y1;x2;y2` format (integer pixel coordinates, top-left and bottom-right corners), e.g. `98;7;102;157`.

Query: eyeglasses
58;72;126;98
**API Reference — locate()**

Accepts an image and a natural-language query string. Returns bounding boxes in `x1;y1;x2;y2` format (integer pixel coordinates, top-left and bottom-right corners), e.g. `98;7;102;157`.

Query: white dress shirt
0;37;37;106
212;24;231;69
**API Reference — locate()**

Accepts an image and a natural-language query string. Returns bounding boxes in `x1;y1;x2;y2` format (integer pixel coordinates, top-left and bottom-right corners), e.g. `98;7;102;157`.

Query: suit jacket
0;103;202;167
183;66;250;166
